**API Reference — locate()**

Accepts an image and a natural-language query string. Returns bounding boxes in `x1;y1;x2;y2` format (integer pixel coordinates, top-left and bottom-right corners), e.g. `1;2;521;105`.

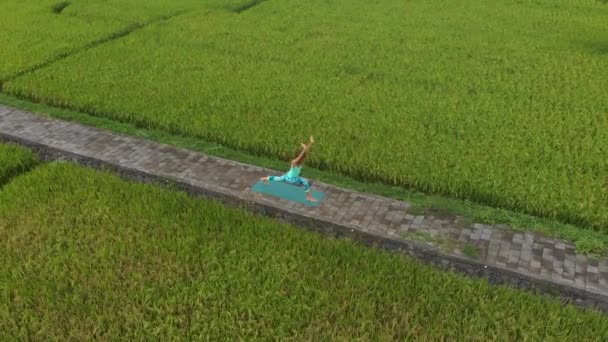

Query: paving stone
599;274;608;290
512;232;524;243
553;259;564;275
350;208;368;224
587;273;599;292
487;231;501;262
478;239;490;259
481;228;492;241
518;248;531;270
541;248;554;276
530;260;541;273
564;255;576;277
507;249;521;269
551;272;564;283
429;219;442;231
361;212;375;226
448;225;461;239
458;227;473;244
0;107;12;115
575;272;587;287
588;257;600;267
540;268;551;278
498;236;511;258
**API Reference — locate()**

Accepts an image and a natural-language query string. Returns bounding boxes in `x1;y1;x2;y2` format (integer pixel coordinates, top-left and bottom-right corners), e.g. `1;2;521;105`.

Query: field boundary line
0;10;189;89
234;0;268;13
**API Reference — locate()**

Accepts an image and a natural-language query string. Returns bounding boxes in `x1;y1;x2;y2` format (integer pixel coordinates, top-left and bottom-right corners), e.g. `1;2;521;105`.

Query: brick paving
1;104;607;311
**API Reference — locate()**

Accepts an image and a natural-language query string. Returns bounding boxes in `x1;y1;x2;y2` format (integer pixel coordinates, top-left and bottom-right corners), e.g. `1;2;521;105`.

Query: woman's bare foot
306;191;317;202
261;177;269;184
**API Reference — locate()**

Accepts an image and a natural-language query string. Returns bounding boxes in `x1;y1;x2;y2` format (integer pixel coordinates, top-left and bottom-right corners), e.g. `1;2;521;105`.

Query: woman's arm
291;136;314;167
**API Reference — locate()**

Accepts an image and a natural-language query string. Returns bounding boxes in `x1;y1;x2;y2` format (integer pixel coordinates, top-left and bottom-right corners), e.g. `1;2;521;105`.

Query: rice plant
3;0;608;231
0;143;38;185
0;162;606;339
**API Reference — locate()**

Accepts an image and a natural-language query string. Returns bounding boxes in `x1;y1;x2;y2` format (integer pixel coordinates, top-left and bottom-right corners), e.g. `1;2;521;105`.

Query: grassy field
4;93;608;255
3;0;607;232
0;143;38;186
0;161;606;340
0;0;242;82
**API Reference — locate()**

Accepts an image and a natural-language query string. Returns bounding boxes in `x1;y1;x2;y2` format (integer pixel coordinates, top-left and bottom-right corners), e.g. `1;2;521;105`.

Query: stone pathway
1;104;607;312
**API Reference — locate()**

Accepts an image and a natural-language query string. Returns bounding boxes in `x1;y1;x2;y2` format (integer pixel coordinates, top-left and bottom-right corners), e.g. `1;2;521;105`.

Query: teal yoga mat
251;180;325;206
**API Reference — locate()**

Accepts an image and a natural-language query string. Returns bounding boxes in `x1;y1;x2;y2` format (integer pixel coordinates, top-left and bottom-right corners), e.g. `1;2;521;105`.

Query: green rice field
0;160;607;339
1;0;606;232
0;143;38;186
0;0;251;81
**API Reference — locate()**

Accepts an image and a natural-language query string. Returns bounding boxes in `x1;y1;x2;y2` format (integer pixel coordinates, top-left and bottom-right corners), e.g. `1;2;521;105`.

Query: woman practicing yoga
260;136;317;202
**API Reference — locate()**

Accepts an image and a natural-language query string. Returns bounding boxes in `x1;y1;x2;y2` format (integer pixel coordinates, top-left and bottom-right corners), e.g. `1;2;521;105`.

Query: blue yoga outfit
269;166;311;191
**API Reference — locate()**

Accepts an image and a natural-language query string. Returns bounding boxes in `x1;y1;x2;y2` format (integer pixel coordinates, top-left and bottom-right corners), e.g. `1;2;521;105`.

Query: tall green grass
0;0;222;82
0;143;38;186
4;93;608;255
5;0;607;231
0;162;607;339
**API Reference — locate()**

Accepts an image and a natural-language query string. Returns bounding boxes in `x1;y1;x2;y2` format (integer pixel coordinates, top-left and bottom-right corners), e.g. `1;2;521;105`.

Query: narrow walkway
1;104;607;312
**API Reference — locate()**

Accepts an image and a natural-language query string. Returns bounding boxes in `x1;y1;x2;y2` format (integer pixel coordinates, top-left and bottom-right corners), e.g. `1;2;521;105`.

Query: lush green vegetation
4;0;607;232
0;0;235;81
4;93;608;255
0;143;38;186
1;1;606;338
0;162;606;340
